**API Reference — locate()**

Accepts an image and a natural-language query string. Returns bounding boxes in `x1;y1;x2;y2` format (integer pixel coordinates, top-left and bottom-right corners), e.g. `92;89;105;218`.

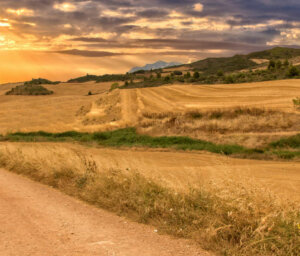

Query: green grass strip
1;128;299;159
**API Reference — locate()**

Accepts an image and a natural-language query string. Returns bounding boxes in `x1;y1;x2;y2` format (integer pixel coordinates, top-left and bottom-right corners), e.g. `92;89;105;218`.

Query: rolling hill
188;47;300;74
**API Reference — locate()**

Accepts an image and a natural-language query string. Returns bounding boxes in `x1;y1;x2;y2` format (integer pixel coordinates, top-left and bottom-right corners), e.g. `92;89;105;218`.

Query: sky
1;0;300;83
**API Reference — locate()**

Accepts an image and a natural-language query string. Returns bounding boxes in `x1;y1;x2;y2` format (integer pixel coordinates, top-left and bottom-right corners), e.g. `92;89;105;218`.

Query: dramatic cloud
0;0;300;82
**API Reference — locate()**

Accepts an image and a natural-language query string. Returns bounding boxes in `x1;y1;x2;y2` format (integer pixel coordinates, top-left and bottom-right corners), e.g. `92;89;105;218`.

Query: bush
110;82;119;91
224;75;235;84
293;97;300;110
164;76;170;82
268;60;276;70
184;72;191;79
276;60;282;69
24;78;59;85
173;71;183;76
217;70;224;77
6;84;54;96
287;66;300;77
193;71;200;79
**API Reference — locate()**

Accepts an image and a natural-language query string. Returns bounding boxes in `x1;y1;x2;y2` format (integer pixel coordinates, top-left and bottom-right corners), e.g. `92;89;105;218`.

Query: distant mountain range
129;61;182;73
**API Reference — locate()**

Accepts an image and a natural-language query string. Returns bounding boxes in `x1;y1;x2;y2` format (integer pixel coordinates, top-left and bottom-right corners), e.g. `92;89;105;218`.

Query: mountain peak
129;61;182;73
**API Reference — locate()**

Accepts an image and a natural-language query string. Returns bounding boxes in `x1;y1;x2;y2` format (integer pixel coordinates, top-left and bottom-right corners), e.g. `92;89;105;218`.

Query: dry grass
1;80;300;147
138;107;300;147
0;143;299;256
81;90;122;125
0;81;112;134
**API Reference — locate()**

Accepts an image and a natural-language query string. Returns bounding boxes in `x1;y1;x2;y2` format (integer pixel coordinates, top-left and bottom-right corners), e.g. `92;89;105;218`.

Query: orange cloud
194;3;204;12
54;3;77;12
6;8;34;16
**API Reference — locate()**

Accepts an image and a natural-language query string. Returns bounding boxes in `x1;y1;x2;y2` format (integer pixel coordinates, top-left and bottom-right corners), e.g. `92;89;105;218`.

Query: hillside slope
188;47;300;74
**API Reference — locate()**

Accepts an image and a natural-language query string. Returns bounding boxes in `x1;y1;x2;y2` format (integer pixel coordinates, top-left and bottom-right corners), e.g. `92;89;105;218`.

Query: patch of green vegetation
96;74;131;83
110;82;120;91
293;97;300;110
119;60;300;89
189;47;300;75
4;128;246;155
68;74;99;83
269;134;300;149
2;128;300;160
248;47;300;60
120;78;171;89
189;55;257;74
24;78;60;85
5;84;54;96
67;73;132;83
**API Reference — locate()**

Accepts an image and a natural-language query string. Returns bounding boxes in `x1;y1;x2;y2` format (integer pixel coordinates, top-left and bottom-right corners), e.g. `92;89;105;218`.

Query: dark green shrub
193;71;200;79
173;71;183;76
268;60;276;70
6;84;54;96
287;66;300;77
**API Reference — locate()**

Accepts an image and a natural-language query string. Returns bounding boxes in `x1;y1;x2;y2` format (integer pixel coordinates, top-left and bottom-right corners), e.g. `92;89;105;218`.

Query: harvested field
1;80;300;146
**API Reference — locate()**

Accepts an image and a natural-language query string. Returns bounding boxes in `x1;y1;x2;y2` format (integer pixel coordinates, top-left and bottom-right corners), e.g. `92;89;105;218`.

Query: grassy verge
0;147;299;256
269;134;300;149
1;128;299;160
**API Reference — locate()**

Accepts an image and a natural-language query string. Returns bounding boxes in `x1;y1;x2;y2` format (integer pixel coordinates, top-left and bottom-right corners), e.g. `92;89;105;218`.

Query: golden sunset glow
53;3;77;12
6;8;34;16
0;0;300;83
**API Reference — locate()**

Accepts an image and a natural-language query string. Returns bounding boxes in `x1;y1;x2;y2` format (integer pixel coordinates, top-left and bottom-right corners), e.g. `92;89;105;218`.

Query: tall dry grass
139;107;300;147
0;143;299;255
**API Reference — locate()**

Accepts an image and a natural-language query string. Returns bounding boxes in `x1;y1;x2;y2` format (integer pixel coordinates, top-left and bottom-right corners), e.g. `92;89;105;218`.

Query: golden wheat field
1;79;300;255
1;79;300;147
1;79;300;199
1;142;299;201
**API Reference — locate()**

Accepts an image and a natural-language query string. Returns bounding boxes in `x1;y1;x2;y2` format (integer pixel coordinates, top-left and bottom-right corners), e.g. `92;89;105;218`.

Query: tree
224;75;235;84
88;91;92;96
173;71;183;76
284;59;289;67
186;72;191;78
268;60;276;70
275;60;282;69
124;81;129;86
164;76;170;82
217;70;224;77
193;71;200;79
287;66;300;77
156;72;161;79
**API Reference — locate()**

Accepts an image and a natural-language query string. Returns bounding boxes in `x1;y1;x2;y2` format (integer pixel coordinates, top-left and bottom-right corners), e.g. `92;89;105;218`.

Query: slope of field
1;79;300;147
1;142;299;201
0;82;111;133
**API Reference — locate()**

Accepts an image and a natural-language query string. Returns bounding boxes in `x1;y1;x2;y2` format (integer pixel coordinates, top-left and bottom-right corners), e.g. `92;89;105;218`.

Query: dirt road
0;168;209;256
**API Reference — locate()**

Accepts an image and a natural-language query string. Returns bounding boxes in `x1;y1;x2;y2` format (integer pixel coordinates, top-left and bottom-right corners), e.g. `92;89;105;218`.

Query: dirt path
120;89;138;125
0;168;209;256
